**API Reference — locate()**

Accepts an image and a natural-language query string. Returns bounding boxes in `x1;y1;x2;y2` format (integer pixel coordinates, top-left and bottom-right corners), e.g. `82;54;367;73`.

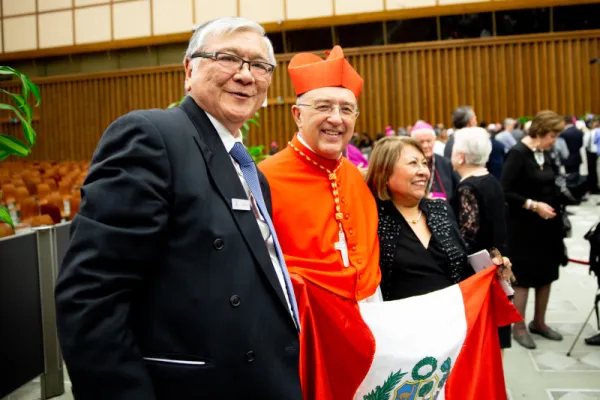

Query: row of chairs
0;161;89;238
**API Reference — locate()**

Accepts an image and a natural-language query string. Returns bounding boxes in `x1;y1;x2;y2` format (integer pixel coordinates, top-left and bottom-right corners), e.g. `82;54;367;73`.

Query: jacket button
246;351;255;363
345;213;350;219
213;238;224;250
351;245;357;251
230;295;241;307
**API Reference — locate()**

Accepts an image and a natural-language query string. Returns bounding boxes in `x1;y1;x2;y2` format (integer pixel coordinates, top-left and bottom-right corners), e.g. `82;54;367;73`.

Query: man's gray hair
184;17;276;65
452;127;492;166
452;106;475;129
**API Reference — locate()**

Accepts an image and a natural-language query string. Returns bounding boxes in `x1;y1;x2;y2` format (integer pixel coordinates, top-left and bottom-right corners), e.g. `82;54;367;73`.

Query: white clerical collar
206;112;243;152
297;131;343;160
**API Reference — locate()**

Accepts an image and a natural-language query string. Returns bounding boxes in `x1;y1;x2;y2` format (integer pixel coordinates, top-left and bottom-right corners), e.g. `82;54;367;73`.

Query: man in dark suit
444;105;478;159
561;116;584;174
55;17;302;400
487;133;506;181
412;121;460;202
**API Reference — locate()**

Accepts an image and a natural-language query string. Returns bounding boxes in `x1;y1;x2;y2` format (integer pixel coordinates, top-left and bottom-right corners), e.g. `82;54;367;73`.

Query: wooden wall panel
1;30;599;161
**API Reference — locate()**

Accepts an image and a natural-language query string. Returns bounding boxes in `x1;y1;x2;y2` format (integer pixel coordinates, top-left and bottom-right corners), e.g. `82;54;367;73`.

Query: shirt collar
297;131;343;161
206;112;243;153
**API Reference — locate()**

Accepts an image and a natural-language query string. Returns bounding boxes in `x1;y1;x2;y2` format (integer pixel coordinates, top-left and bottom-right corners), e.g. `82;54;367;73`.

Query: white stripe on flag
355;284;467;400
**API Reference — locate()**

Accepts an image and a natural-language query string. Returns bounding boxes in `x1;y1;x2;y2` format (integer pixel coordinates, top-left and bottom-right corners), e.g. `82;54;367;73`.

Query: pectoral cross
334;230;350;268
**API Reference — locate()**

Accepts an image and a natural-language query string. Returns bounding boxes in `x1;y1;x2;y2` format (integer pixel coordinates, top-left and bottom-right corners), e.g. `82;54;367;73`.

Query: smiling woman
366;136;474;301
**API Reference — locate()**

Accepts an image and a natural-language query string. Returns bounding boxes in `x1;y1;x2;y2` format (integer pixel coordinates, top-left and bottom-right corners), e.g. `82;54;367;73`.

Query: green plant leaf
0;102;26;122
21;119;36;146
167;95;186;109
247;118;260;127
0;66;40;107
0;206;14;230
0;101;35;145
21;74;41;106
254;111;260;118
0;148;9;161
242;122;249;133
248;145;264;155
0;134;30;156
0;90;31;121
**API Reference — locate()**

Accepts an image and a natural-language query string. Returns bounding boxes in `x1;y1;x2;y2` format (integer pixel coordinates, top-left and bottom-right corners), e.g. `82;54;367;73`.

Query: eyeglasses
296;102;360;119
190;52;276;77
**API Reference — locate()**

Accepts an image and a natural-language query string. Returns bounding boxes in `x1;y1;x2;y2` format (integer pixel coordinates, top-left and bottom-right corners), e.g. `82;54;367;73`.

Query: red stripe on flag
292;274;376;400
446;268;522;399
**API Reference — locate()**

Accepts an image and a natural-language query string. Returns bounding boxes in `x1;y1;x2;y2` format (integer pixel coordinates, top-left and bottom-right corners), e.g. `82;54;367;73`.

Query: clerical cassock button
357;259;363;264
351;245;357;251
230;295;241;307
246;351;256;363
213;238;224;250
341;197;346;203
345;213;350;220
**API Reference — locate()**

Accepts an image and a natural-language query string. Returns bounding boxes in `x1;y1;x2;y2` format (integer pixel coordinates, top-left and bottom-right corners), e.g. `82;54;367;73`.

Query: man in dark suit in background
486;126;506;180
561;115;584;174
444;105;478;159
55;17;302;400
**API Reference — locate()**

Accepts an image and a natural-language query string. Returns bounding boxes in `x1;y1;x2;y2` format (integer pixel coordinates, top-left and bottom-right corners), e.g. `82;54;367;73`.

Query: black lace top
452;175;508;255
377;198;470;301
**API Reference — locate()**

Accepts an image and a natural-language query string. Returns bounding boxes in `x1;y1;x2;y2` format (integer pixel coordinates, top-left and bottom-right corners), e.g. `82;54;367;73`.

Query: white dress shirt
206;113;294;320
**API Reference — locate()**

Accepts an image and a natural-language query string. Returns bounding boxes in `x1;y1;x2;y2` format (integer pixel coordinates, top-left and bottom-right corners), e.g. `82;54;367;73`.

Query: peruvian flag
292;266;521;400
355;267;522;400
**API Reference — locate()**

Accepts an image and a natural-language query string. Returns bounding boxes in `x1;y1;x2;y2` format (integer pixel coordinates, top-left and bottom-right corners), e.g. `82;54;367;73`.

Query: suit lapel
178;97;291;319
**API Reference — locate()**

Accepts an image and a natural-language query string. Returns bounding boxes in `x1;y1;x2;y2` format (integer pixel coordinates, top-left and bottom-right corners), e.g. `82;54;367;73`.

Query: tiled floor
504;195;600;399
4;197;600;400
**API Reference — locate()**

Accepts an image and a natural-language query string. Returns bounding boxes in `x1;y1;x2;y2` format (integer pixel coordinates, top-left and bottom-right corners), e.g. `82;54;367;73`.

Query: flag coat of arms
293;266;521;400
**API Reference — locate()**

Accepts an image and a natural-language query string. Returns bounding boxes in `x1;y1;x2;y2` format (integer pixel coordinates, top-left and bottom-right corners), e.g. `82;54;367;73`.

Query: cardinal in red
259;46;381;400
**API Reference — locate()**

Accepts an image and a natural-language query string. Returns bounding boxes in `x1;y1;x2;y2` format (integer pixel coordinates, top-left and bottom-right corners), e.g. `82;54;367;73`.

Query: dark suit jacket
55;97;302;400
561;126;583;169
486;138;505;180
443;135;455;159
433;154;460;202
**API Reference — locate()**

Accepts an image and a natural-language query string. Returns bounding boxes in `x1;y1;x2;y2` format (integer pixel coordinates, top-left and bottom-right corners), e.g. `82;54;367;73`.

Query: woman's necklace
404;210;423;225
533;151;545;170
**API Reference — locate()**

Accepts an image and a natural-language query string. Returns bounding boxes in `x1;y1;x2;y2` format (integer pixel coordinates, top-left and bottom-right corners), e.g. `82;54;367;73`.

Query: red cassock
259;134;381;400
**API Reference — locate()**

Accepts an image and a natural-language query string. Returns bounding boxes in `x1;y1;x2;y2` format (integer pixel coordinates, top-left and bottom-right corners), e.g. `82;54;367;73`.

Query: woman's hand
493;255;515;283
536;202;556;220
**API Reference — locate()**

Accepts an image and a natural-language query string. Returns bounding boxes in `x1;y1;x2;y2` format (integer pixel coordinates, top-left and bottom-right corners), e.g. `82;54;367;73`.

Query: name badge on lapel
232;198;251;211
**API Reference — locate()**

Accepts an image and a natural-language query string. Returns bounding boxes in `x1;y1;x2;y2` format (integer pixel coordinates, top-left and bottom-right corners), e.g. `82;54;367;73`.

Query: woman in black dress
450;127;512;350
365;136;511;302
501;110;565;349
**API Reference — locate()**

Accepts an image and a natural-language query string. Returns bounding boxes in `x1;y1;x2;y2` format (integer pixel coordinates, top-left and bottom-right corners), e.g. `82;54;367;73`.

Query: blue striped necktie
229;142;300;331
